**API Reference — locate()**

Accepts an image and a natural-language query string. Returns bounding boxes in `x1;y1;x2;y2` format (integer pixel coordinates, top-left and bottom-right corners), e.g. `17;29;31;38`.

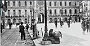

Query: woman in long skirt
81;21;86;35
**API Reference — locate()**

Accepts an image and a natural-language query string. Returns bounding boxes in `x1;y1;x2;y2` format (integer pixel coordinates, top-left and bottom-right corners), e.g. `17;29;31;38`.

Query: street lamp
40;0;51;45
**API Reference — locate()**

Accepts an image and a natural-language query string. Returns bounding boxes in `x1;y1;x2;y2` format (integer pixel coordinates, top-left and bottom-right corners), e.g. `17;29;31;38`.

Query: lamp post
40;0;51;45
42;0;48;41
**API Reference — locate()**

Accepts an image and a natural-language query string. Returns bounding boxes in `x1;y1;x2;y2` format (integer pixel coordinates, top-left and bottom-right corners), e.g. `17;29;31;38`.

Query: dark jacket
19;25;25;33
26;24;29;29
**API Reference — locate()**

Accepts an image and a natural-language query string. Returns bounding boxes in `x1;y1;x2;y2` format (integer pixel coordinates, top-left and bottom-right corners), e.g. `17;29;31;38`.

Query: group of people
81;18;90;34
48;29;62;44
19;22;29;40
54;17;71;28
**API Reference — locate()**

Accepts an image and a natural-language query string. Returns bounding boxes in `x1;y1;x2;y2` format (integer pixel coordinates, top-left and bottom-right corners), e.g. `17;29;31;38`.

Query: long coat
81;21;86;31
19;25;25;33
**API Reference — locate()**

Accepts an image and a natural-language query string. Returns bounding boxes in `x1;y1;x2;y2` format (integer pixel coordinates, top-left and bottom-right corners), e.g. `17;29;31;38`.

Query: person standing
25;23;29;31
67;18;70;28
75;16;77;22
79;17;81;22
19;22;25;40
55;19;57;28
81;20;86;34
1;23;3;33
60;21;63;27
86;19;89;33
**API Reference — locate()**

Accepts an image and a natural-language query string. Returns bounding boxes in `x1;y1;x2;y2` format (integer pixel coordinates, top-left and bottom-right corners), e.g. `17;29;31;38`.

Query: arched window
60;2;62;6
75;2;76;6
55;9;56;15
19;1;21;7
19;10;21;16
69;9;72;14
50;9;52;14
54;2;56;6
65;9;67;14
69;2;71;6
8;10;10;16
75;9;77;14
30;1;32;5
25;10;27;16
13;10;15;16
13;1;15;6
60;9;63;14
65;2;66;6
25;1;27;6
49;2;51;6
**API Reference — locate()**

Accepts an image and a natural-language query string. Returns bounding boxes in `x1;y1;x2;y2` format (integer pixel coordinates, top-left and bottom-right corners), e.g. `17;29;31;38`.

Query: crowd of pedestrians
54;16;81;28
81;18;90;34
54;16;90;35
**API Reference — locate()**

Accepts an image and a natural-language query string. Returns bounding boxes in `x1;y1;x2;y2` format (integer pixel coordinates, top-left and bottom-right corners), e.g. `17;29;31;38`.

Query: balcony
49;15;60;17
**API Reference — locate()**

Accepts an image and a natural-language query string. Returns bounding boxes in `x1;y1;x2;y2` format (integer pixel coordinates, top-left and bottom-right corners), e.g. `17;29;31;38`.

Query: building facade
47;1;80;22
81;1;90;17
2;0;82;24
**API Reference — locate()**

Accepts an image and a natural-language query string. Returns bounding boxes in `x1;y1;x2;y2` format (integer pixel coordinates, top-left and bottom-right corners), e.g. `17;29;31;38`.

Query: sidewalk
14;29;35;46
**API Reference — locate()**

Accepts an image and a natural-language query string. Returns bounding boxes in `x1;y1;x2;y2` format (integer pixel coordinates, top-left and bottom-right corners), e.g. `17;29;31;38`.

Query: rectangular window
60;2;62;6
13;1;15;6
19;1;21;7
8;10;10;16
19;10;21;16
13;10;15;16
54;2;56;6
25;1;27;6
8;1;10;6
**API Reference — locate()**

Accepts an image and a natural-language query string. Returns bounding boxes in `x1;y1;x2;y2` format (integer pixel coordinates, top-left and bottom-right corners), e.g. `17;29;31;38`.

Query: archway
38;13;44;23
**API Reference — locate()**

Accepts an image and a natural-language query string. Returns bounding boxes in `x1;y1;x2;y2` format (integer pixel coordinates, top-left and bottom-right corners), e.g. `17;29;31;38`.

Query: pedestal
40;33;51;45
41;41;51;45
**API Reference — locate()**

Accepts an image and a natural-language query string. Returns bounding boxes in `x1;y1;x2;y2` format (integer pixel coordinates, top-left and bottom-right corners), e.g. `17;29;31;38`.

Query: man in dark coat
55;20;57;28
25;24;29;31
79;17;81;22
67;20;70;27
75;16;77;22
1;23;3;33
86;20;89;33
19;22;25;40
60;21;63;27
